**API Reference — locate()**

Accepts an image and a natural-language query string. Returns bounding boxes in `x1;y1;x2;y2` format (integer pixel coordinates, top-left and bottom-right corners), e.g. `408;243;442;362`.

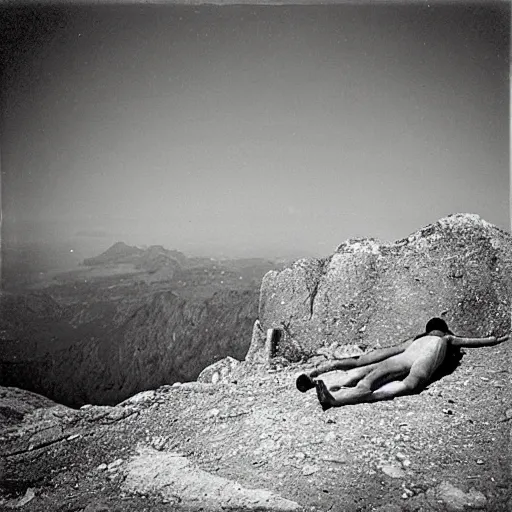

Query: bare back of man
296;318;509;410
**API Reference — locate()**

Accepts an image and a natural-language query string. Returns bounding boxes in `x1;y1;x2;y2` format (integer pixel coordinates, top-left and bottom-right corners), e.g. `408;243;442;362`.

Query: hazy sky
1;2;510;259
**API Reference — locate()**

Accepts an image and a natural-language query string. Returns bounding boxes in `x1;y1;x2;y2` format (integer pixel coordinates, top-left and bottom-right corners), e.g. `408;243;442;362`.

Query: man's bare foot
296;374;315;393
315;379;334;411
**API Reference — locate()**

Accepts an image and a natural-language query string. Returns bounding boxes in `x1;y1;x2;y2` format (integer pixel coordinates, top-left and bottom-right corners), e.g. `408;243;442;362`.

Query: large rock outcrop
250;214;511;362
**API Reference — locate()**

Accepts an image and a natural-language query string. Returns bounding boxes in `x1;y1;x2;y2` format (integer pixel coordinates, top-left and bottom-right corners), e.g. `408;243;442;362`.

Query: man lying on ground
296;318;509;410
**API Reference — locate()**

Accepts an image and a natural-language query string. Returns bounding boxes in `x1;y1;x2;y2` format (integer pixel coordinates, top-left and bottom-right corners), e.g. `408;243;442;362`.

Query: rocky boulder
197;356;241;384
252;214;511;362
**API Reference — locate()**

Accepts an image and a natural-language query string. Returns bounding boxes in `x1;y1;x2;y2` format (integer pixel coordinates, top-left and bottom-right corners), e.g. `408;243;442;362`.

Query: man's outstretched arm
447;333;509;348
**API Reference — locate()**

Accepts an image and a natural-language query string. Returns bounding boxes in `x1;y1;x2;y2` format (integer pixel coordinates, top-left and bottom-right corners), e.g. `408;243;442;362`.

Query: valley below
0;242;282;407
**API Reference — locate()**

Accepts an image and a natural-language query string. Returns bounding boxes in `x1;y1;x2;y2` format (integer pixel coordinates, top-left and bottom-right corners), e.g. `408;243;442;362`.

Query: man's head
425;317;453;335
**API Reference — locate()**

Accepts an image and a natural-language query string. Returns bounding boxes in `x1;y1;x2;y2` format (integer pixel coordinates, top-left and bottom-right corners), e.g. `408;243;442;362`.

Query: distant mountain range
0;242;281;406
82;241;144;265
1;238;290;292
82;242;188;269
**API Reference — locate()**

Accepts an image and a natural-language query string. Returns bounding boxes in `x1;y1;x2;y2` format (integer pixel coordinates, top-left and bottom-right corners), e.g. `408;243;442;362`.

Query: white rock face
380;464;406;479
123;446;302;511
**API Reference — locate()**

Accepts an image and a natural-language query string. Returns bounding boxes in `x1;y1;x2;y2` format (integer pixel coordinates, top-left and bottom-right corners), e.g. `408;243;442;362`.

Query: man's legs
366;359;435;402
367;378;415;402
367;339;447;401
317;358;410;408
297;364;378;393
320;364;380;390
318;353;444;407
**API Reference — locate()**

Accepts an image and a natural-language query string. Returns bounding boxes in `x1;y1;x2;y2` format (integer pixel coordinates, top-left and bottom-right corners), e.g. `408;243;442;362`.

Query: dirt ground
1;339;510;512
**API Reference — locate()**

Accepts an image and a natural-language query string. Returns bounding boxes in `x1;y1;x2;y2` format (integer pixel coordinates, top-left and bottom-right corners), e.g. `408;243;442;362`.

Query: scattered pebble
302;465;319;476
324;432;337;443
381;465;406;479
150;436;168;451
107;458;123;471
97;463;107;471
